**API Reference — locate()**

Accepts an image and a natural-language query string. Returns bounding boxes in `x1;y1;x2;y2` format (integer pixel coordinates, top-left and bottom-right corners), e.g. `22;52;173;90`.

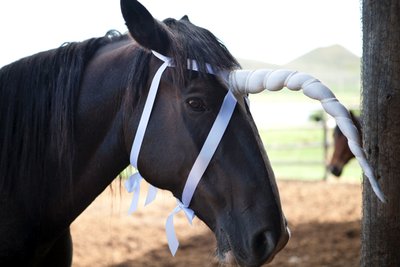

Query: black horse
0;0;289;266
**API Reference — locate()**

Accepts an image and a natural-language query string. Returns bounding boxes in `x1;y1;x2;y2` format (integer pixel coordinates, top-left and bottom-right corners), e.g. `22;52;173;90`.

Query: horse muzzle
328;164;343;177
216;222;290;267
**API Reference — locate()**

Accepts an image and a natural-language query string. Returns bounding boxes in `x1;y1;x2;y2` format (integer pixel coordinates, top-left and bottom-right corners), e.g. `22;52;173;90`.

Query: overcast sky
0;0;362;67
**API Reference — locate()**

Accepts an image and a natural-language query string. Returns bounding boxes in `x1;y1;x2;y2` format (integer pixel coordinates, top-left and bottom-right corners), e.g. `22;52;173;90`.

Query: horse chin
215;230;238;266
214;231;260;267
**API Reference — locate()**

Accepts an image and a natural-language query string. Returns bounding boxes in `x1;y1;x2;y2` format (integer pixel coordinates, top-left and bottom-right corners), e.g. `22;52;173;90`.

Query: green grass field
250;86;362;182
259;127;362;182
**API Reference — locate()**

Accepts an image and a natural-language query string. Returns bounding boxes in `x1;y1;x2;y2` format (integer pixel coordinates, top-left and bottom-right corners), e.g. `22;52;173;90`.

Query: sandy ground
70;179;362;267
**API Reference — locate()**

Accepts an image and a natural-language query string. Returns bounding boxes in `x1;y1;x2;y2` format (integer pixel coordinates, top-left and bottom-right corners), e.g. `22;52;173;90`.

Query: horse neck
64;41;138;222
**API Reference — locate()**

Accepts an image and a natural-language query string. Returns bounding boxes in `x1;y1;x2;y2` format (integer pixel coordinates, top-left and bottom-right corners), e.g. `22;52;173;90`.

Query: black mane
0;36;114;212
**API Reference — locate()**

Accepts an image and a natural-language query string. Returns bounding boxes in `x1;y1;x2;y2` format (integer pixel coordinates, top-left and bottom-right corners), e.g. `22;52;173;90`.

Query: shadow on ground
109;220;360;267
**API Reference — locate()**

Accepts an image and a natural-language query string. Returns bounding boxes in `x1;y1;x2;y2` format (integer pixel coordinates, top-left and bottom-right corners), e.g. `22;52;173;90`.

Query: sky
0;0;362;67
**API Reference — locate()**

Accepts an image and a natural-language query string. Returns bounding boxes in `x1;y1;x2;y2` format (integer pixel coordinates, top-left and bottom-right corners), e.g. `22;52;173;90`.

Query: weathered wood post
361;1;400;266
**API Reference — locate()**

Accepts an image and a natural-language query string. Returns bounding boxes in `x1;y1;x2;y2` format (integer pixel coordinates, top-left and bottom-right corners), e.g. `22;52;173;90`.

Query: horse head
120;0;289;265
328;112;361;177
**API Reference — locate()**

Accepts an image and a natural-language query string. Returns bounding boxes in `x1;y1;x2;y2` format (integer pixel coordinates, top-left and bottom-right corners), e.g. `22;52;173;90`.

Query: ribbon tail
128;181;141;214
145;184;158;206
165;206;181;256
126;173;143;214
125;173;139;193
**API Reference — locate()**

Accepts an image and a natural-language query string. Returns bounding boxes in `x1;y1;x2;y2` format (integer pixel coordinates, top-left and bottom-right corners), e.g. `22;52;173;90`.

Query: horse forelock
162;18;241;84
0;36;113;214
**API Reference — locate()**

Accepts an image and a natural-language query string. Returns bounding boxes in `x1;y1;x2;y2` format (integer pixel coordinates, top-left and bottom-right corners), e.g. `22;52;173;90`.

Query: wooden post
361;0;400;266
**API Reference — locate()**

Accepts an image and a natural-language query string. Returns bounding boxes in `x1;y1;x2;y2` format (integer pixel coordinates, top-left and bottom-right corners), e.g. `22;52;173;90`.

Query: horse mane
0;34;120;214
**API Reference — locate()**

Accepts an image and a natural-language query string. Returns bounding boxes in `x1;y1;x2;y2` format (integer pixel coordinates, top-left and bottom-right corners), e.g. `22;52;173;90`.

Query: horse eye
186;97;206;112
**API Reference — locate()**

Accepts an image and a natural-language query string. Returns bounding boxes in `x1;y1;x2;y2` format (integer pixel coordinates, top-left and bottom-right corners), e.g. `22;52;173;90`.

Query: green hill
284;45;360;92
238;45;361;96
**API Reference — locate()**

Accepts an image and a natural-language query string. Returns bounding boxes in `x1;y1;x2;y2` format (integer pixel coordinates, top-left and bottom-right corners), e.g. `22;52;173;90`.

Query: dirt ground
71;179;362;267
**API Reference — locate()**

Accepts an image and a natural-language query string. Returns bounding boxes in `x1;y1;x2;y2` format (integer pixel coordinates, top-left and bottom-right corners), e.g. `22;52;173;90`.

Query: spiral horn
229;69;386;202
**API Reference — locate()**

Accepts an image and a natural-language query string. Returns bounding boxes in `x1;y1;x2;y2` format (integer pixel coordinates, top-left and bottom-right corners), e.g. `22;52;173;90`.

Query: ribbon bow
125;173;142;214
165;200;196;256
125;172;158;214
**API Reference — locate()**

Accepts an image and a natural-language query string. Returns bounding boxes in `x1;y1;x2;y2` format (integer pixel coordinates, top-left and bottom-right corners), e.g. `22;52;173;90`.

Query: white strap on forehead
126;50;237;256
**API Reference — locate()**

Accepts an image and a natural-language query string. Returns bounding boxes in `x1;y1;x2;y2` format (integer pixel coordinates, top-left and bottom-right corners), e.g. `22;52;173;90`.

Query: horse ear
181;15;190;22
120;0;170;54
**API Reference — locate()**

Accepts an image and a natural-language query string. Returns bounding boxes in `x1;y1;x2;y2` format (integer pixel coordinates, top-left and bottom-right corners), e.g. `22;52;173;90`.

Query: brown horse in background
328;112;361;177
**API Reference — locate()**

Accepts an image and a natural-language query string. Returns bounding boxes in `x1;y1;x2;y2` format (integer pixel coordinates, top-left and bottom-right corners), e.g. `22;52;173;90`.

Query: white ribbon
124;172;159;213
182;91;237;205
130;55;171;168
126;52;172;213
125;173;143;214
145;184;158;206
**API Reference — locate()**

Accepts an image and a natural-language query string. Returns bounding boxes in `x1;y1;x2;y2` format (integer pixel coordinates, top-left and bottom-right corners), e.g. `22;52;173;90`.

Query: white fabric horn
229;69;386;202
